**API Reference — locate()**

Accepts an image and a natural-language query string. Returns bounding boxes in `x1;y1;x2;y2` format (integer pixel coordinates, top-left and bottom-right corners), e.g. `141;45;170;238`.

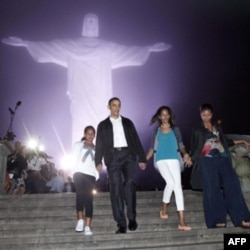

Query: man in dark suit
95;97;146;233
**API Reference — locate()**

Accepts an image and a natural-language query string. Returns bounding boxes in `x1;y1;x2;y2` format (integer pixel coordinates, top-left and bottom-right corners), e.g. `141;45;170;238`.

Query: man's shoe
128;220;138;231
75;219;84;232
115;227;126;234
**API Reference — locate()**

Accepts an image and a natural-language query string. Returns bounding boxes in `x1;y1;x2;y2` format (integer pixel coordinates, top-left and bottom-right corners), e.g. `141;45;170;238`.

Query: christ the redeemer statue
2;13;171;144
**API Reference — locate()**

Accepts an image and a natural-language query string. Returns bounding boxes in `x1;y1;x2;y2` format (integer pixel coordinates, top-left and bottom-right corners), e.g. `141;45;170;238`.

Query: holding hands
138;162;146;170
183;154;192;167
96;163;102;173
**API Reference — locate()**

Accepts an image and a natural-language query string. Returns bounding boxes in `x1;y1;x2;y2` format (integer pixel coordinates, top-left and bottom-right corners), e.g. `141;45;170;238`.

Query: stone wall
0;141;12;194
227;134;250;192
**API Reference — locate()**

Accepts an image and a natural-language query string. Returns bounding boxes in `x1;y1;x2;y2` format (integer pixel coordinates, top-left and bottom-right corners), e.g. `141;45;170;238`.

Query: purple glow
1;0;250;190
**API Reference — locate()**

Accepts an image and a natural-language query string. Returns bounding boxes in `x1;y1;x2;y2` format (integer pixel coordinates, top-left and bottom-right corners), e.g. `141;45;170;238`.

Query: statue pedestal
0;141;12;194
227;134;250;192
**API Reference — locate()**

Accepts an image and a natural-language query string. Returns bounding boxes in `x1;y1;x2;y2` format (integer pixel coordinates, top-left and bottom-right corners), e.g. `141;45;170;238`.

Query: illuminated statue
2;13;171;144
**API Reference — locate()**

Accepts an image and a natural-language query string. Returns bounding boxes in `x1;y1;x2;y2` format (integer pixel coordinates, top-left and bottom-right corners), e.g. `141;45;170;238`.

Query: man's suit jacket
95;116;146;167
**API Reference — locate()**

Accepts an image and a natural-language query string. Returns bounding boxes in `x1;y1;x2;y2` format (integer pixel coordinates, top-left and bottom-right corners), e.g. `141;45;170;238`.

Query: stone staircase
0;190;250;250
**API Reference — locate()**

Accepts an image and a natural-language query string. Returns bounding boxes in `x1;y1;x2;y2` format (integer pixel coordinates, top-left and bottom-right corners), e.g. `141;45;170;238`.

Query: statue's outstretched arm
149;42;171;52
2;36;27;47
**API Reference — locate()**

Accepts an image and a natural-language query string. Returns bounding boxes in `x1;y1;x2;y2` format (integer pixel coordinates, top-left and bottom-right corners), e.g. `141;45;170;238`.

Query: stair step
0;190;249;250
0;229;244;250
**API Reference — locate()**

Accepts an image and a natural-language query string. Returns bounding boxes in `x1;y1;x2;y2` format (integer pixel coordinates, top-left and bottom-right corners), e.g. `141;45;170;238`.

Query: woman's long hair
150;106;175;127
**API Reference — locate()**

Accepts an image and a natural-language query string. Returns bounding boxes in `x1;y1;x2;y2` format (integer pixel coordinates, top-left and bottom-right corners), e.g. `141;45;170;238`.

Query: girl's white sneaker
75;219;84;232
84;226;93;235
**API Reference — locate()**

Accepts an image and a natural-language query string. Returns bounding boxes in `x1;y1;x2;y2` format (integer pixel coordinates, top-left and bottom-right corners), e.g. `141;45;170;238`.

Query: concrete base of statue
227;134;250;192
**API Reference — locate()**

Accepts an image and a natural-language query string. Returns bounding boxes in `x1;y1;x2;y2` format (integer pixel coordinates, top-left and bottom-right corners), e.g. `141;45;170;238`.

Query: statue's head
82;13;99;37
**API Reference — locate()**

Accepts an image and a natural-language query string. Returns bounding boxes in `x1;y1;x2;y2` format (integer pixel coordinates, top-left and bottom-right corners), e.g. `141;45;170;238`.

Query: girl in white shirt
72;126;99;236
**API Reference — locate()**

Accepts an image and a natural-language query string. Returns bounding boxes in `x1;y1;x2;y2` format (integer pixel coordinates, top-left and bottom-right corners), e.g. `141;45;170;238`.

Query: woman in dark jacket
190;103;250;228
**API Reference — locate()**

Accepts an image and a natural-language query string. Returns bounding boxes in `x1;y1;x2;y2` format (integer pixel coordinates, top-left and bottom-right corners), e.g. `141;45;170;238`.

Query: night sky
1;0;250;190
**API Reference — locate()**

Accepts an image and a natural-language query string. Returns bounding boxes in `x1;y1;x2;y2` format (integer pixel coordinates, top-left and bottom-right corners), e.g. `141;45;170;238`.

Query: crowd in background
5;141;74;195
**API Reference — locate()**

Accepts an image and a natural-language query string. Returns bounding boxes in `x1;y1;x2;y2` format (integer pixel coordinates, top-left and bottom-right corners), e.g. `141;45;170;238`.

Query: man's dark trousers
107;148;136;228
